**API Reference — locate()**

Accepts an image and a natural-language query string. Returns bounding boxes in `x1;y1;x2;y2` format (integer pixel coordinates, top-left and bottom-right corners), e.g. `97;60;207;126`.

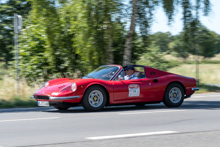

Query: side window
114;70;125;80
134;67;146;79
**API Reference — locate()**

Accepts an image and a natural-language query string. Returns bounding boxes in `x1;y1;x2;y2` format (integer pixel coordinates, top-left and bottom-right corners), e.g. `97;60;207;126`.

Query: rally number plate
38;101;49;106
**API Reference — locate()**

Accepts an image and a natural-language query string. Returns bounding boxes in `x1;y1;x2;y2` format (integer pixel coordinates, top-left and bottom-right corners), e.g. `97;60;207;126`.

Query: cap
124;65;135;70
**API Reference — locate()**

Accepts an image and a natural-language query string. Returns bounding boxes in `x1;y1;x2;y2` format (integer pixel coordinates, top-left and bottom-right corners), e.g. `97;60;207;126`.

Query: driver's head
124;65;135;76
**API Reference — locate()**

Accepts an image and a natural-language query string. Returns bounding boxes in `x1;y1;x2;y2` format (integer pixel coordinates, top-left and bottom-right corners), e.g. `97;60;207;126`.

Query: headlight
51;92;59;96
71;83;77;92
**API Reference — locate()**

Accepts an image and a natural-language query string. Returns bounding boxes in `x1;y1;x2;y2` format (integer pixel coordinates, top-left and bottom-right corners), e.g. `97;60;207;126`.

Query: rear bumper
192;87;199;91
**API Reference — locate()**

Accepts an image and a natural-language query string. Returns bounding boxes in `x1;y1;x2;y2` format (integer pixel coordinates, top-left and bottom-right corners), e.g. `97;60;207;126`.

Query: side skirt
106;101;161;106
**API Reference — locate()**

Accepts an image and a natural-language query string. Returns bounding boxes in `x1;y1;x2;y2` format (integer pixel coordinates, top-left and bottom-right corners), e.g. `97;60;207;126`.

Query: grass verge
0;98;37;109
0;75;39;109
195;83;220;94
168;64;220;84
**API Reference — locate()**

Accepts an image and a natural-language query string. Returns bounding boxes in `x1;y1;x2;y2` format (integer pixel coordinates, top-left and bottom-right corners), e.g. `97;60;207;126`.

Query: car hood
36;78;79;94
36;78;103;95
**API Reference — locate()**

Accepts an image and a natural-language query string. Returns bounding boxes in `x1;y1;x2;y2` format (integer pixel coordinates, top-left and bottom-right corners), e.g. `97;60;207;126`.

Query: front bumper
192;87;199;91
50;96;79;100
30;95;80;100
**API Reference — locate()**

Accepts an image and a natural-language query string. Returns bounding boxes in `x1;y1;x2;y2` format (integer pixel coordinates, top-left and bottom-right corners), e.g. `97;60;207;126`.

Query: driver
124;65;138;80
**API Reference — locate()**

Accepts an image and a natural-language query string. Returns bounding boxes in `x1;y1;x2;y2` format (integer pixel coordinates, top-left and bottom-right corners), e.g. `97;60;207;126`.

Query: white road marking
87;131;178;140
118;110;186;115
0;117;60;123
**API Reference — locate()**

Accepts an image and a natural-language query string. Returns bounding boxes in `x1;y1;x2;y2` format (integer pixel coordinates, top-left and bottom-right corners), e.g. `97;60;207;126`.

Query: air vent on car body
35;96;49;100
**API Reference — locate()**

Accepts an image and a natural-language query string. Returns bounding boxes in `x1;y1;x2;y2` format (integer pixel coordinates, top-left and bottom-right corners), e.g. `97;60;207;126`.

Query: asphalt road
0;93;220;147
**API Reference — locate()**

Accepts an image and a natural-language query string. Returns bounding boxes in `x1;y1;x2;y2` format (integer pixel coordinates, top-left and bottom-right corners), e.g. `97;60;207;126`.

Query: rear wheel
82;85;107;111
163;83;184;107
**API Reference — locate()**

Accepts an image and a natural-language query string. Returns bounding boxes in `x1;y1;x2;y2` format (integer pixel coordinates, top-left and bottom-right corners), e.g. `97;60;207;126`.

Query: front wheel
163;83;184;107
82;85;107;111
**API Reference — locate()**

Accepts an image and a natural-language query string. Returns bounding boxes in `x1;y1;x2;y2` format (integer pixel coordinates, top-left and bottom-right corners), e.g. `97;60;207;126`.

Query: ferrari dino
31;65;199;111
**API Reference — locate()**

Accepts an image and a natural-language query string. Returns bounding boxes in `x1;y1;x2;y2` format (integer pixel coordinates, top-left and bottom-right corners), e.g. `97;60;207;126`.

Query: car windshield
83;65;119;80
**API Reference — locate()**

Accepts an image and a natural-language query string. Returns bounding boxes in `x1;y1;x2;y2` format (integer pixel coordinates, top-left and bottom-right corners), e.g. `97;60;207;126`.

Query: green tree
170;24;218;59
0;0;31;67
112;19;126;65
169;33;190;59
198;28;218;58
217;35;220;54
19;0;88;81
19;22;51;81
19;0;125;81
136;43;178;71
84;0;122;67
123;0;211;65
150;32;173;52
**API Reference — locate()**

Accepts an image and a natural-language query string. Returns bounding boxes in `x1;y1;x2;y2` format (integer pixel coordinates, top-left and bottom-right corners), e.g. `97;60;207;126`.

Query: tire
163;83;184;107
54;106;69;110
82;85;107;111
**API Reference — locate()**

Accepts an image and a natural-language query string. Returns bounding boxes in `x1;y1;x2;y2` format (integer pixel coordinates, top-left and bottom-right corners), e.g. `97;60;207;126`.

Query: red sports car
31;65;199;111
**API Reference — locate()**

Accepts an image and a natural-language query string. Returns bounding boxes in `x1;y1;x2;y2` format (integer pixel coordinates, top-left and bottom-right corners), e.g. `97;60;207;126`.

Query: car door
123;78;152;103
112;80;128;103
112;69;152;103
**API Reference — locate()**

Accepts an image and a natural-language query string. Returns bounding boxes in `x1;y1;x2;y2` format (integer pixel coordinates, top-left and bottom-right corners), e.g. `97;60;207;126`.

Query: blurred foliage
131;33;149;63
150;32;173;53
19;0;126;82
179;60;220;65
0;0;31;67
85;0;123;65
169;32;190;59
217;36;220;54
19;0;86;82
123;0;210;65
136;43;179;71
0;0;215;82
199;28;219;58
170;23;219;59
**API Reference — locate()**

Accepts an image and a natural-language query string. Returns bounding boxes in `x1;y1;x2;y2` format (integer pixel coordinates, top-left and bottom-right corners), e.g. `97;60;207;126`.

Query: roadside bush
136;44;179;71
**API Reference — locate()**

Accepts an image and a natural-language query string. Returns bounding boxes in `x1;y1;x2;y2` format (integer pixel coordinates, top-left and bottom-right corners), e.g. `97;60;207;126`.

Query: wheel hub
169;87;182;103
88;90;104;108
93;96;98;101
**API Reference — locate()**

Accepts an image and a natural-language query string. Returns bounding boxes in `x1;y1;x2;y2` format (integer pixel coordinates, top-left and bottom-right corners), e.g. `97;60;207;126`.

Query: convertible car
31;65;199;111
